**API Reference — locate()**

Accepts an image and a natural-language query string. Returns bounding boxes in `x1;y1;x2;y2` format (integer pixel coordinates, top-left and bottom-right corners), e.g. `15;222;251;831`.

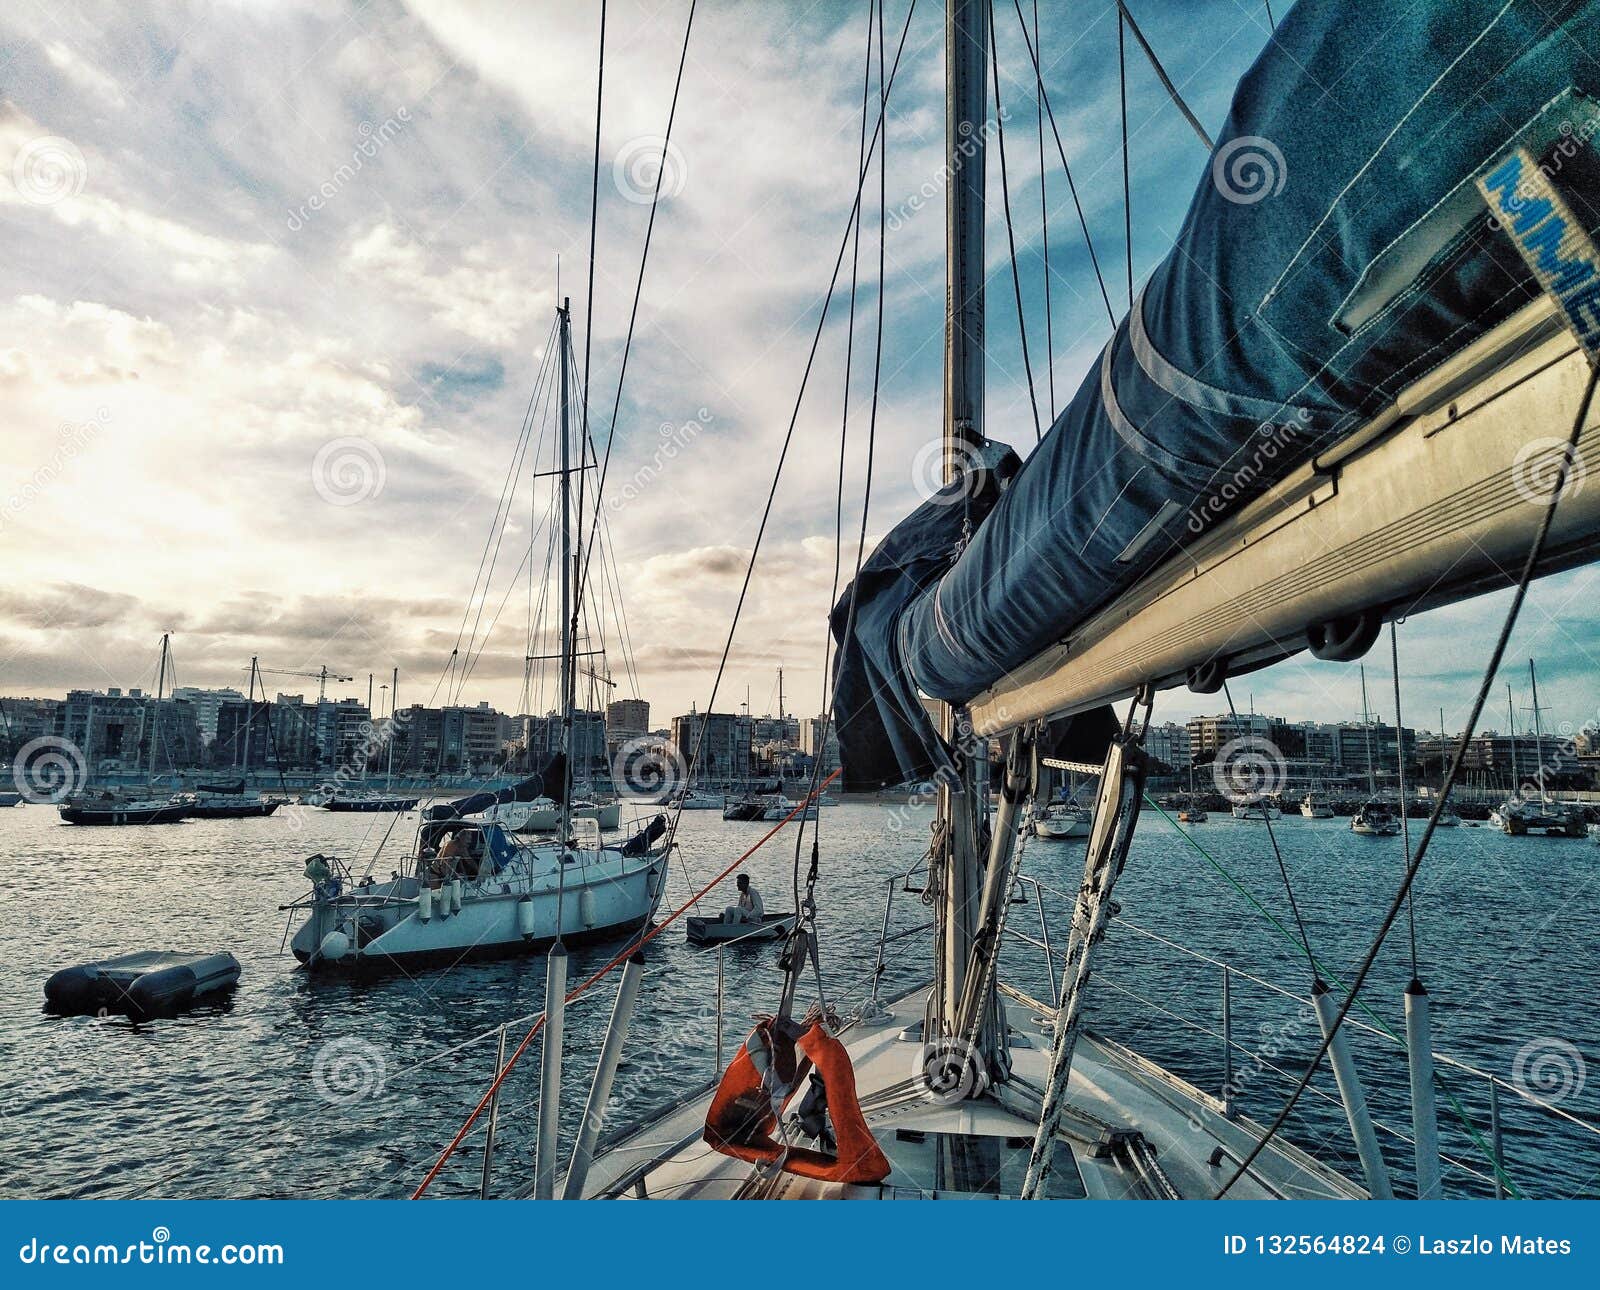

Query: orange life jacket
702;1019;891;1184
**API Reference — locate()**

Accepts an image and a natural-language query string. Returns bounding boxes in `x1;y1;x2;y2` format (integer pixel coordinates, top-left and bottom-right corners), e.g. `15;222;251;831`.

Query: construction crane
251;664;354;702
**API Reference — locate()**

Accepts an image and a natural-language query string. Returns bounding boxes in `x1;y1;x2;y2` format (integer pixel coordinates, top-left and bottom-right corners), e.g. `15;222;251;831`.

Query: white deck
575;987;1365;1200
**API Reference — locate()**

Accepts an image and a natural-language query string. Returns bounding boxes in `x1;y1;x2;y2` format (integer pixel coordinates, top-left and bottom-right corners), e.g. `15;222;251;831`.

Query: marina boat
1298;794;1334;819
1435;808;1462;828
320;790;421;812
685;912;796;946
59;790;191;826
722;792;815;822
666;789;723;811
1230;800;1281;821
0;790;23;807
1489;797;1586;837
1589;823;1600;846
59;634;191;826
286;813;670;969
1033;802;1091;840
287;301;670;971
184;789;282;819
411;0;1600;1203
1350;803;1402;837
1175;807;1207;824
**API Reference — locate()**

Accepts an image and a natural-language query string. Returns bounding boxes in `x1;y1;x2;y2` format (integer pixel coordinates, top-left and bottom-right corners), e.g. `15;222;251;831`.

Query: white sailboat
285;300;669;970
1033;801;1091;839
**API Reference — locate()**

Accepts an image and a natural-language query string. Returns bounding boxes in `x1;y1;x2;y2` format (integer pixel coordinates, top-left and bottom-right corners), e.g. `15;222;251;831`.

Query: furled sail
835;0;1600;787
425;753;568;821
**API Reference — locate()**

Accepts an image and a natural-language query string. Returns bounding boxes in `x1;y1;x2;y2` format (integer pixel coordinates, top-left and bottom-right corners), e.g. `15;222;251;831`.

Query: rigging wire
1215;363;1600;1198
1032;0;1054;418
1222;679;1317;978
575;0;698;629
1389;621;1420;980
664;0;919;860
1115;1;1214;150
790;0;880;914
1117;6;1133;311
987;0;1043;442
1010;0;1115;329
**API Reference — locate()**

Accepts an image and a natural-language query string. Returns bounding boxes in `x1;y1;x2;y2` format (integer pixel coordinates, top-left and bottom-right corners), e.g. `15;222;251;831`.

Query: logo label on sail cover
1478;146;1600;361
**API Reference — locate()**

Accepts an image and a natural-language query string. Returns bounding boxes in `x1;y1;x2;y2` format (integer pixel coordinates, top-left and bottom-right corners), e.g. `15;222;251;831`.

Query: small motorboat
1298;794;1334;819
1176;808;1207;824
1350;803;1401;836
44;950;241;1019
1231;800;1282;820
1033;803;1092;839
685;912;796;946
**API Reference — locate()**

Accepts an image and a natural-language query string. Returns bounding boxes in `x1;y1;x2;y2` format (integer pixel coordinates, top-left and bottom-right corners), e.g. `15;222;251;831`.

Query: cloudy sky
1;0;1595;737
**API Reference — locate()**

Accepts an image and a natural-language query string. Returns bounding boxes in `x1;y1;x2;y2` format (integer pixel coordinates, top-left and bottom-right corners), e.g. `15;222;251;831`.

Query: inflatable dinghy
44;951;241;1019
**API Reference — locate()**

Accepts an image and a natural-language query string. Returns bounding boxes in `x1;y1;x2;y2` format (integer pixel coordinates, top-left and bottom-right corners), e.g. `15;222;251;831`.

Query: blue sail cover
835;0;1600;788
424;753;567;821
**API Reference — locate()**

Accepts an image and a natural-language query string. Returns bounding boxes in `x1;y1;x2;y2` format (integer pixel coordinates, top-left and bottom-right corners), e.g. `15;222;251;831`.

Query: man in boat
722;873;764;926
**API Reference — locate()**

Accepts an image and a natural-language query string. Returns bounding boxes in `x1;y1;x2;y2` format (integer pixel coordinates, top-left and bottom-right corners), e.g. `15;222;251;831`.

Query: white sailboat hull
292;848;668;969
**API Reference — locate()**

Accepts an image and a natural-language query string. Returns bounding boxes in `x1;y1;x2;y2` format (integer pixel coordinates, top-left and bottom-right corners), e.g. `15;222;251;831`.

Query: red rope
410;769;842;1199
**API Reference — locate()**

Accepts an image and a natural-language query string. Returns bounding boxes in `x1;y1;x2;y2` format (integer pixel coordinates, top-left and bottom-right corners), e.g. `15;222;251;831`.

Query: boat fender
579;887;597;929
516;897;536;938
319;929;351;962
418;886;434;921
450;879;463;914
703;1019;890;1184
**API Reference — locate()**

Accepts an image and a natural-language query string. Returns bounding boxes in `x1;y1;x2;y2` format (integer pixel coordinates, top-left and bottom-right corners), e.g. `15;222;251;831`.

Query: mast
244;656;257;777
1507;684;1517;793
1528;659;1546;801
935;0;993;1055
386;666;398;791
557;297;576;859
1359;664;1375;797
149;632;169;789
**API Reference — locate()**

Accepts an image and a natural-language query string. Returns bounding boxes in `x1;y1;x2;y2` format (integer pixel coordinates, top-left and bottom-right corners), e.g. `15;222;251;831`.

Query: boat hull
58;803;190;825
291;851;668;972
188;800;281;819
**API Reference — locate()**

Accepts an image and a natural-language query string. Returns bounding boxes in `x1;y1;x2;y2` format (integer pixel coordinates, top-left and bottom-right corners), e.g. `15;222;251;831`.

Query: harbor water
0;800;1594;1198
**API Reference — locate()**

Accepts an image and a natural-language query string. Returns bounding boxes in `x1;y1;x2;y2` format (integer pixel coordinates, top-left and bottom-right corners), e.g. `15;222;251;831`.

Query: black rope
1117;7;1133;310
665;0;920;863
1011;0;1114;330
1389;622;1421;981
1217;363;1600;1197
988;0;1042;441
575;0;698;626
792;0;881;911
1222;680;1317;980
1265;1;1276;29
1032;0;1054;418
1116;1;1214;150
